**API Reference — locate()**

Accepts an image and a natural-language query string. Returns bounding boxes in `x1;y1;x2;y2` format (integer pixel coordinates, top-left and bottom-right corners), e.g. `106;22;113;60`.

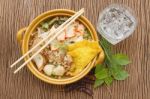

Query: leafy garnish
40;17;59;30
95;68;108;79
104;76;113;85
113;70;129;80
94;79;104;88
59;43;68;52
112;54;131;65
41;22;49;30
94;38;130;88
95;64;103;74
99;38;112;64
83;29;92;40
48;17;59;26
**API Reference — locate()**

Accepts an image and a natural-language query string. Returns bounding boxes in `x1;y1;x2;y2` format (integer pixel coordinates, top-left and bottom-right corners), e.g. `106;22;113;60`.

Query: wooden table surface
0;0;149;99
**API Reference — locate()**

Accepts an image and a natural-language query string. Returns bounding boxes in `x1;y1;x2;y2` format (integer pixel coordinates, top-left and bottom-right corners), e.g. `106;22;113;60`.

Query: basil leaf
95;68;108;79
110;65;123;74
112;54;131;65
95;64;104;74
104;76;113;85
113;70;129;80
94;79;104;88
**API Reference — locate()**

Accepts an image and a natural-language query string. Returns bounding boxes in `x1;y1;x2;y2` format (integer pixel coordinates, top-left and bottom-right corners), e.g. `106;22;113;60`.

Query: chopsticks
10;8;84;74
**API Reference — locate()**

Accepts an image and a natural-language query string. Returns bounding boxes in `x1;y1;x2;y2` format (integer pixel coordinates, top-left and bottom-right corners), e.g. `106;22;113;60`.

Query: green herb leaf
41;22;49;29
113;70;129;80
100;38;112;62
95;68;108;79
112;54;131;65
83;29;92;39
104;76;113;85
94;79;104;88
94;37;130;88
59;43;68;52
48;17;59;26
95;64;104;74
110;65;123;74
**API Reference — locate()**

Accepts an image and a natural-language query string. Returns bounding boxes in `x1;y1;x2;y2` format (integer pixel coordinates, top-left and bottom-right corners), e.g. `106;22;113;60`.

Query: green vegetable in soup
83;29;92;39
50;74;56;78
58;17;69;25
48;17;59;26
53;17;69;27
41;22;49;30
59;43;68;50
40;17;59;30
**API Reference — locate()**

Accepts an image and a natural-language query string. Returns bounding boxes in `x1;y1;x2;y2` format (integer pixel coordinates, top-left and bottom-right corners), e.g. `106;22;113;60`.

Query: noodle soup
29;16;98;79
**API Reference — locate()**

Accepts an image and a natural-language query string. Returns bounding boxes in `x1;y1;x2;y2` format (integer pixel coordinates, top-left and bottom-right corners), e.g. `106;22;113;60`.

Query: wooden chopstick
12;8;84;74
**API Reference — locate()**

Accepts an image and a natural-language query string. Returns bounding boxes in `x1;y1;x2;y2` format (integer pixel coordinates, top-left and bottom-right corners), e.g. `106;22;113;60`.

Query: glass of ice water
97;4;137;45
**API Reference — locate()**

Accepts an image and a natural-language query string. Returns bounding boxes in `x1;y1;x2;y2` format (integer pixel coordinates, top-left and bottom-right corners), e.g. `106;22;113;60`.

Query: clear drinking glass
97;4;137;45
